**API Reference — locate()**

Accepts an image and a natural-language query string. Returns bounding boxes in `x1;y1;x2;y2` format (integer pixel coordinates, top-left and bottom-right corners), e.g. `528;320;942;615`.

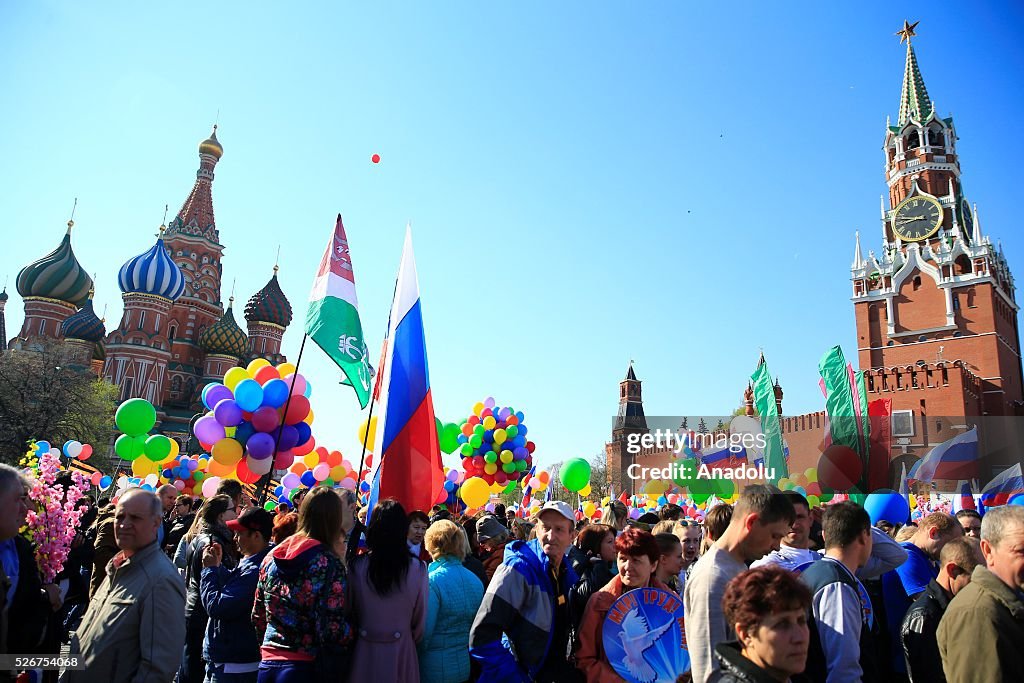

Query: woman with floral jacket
252;488;352;682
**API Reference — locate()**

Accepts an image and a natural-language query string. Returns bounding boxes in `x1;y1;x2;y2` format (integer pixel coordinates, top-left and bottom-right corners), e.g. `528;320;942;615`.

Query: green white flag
306;214;372;408
818;345;860;453
751;355;787;484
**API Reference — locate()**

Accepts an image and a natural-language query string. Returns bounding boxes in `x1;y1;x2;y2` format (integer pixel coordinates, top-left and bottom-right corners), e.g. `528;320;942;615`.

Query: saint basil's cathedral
1;128;295;443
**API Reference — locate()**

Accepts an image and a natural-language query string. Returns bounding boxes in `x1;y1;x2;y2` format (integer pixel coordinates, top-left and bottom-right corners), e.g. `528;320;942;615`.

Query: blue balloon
99;475;112;488
518;426;528;437
261;379;290;408
294;421;312;446
360;481;370;492
235;422;255;447
300;471;316;487
864;489;911;525
36;441;51;454
234;379;264;412
274;485;285;496
303;380;313;398
1008;493;1024;506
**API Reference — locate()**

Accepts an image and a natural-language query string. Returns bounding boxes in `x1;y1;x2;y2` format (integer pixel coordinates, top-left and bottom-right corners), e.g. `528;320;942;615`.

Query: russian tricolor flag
980;463;1024;508
367;228;445;519
914;427;979;482
701;444;746;469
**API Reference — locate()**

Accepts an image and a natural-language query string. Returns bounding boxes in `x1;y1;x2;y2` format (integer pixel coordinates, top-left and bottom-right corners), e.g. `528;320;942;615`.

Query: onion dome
245;266;293;328
198;125;223;160
199;298;249;358
0;287;8;302
118;226;186;301
61;290;106;343
16;220;94;307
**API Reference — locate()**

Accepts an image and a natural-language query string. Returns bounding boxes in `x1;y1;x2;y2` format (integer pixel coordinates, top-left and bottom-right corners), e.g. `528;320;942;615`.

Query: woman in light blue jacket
418;520;485;683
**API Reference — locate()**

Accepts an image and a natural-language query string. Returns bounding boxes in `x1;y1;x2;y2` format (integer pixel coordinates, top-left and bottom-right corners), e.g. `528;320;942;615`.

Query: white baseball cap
537;500;575;525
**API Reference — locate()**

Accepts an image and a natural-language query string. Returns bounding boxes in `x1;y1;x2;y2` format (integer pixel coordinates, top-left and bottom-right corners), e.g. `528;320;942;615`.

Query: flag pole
355;394;376;499
257;333;309;506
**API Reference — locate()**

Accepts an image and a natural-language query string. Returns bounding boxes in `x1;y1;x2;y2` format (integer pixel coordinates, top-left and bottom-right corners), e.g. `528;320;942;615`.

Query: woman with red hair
716;566;811;682
574;528;674;682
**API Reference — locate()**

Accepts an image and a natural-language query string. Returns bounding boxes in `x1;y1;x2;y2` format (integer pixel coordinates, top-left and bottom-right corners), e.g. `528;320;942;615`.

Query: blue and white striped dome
118;237;186;301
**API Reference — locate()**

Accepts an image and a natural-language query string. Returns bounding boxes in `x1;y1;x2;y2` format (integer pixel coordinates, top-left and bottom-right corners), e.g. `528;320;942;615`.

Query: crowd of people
0;462;1022;683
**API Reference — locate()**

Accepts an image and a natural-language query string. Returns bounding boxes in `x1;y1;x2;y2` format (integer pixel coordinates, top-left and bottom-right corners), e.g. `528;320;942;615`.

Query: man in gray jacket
62;488;186;683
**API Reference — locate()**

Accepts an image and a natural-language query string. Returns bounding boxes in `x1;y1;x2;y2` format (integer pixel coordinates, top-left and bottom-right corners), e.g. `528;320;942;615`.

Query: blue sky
2;2;1022;470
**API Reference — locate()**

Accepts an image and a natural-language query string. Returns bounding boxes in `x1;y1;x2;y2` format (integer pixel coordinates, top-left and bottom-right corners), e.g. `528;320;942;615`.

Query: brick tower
605;362;650;496
161;127;227;426
12;220;93;344
105;226;186;413
244;265;293;365
851;23;1022;421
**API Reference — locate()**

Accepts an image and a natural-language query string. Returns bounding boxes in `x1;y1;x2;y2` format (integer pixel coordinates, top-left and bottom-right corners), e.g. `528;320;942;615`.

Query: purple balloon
277;425;299;451
214;399;244;427
203;383;233;411
247;432;275;459
194;415;226;445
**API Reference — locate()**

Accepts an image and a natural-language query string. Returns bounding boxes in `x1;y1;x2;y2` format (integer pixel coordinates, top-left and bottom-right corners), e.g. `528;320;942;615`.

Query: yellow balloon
499;451;513;464
277;362;297;377
472;402;485;417
583;501;596;517
132;457;159;477
357;416;378;447
804;467;818;483
493;429;507;445
484;463;498;475
304;452;320;469
304;409;315;425
225;426;236;437
490;481;505;493
167;438;180;460
460;477;490;508
212;438;243;466
909;494;918;509
247;358;271;374
601;496;611;506
483;416;496;430
579;484;591;497
330;465;346;481
224;367;250;391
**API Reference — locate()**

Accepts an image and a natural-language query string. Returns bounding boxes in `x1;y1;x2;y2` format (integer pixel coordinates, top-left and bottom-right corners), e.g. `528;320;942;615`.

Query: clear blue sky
2;2;1023;471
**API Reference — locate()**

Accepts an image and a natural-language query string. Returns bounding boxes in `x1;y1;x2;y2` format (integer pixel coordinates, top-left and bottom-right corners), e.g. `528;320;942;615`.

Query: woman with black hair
349;498;429;682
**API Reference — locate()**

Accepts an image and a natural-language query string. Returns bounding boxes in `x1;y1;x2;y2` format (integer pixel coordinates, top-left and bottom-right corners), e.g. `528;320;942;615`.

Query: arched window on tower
967;288;976;308
927;127;943;148
171;376;182;395
913;275;922;291
954;255;972;276
906;130;921;150
169;324;177;341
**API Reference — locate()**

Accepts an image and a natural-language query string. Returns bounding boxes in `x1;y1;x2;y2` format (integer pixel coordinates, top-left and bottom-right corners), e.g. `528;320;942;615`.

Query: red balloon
254;365;280;385
235;458;262;484
818;445;862;491
283;396;311;425
79;444;93;460
371;153;381;163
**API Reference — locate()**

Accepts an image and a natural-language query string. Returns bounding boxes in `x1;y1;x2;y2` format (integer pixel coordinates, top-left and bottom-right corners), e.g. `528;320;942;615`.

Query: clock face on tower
960;198;974;238
892;195;943;242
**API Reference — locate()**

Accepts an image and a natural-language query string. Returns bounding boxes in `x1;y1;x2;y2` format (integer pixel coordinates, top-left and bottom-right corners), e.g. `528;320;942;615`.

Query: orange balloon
327;450;343;467
253;365;281;384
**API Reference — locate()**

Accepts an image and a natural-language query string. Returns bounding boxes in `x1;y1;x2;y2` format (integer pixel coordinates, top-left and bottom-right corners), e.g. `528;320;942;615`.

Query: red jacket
574;574;674;683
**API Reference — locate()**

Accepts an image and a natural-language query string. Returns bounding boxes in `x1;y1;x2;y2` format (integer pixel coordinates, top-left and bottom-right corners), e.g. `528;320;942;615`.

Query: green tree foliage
0;343;117;467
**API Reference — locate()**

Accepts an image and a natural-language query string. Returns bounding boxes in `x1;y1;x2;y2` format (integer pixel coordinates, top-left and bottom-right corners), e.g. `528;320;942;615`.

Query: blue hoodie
200;546;271;665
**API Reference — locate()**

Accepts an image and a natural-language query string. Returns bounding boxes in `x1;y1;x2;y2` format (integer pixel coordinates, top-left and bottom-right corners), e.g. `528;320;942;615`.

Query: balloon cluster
113;399;182;480
61;440;94;461
438;468;467;508
196;359;316;484
272;448;360;505
457;398;535;492
778;466;835;508
161;453;211;495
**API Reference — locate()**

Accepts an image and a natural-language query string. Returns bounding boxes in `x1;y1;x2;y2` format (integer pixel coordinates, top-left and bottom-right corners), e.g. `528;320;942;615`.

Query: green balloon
517;459;529;472
716;478;736;498
193;471;205;481
460;444;474;457
691;491;711;505
502;462;515;473
115;433;146;461
505;425;519;438
503;481;517;494
264;501;276;511
440;423;461;455
144;434;172;462
115;398;157;436
847;486;867;507
561;458;591;492
672;458;698;488
469;434;483;449
484;452;498;464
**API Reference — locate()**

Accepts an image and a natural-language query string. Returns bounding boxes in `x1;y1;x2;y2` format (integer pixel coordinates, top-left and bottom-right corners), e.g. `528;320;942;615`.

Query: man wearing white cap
470;500;580;682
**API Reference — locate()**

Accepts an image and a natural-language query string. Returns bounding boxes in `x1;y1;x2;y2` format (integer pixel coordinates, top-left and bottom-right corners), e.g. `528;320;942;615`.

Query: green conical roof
898;42;932;125
16;222;93;306
198;298;249;359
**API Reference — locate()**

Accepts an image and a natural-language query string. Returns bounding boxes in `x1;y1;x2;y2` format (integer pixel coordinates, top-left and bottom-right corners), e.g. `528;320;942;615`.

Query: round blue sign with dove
601;587;689;683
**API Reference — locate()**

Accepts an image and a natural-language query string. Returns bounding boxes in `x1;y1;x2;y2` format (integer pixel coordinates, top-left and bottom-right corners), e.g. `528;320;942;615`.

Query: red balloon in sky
371;153;381;163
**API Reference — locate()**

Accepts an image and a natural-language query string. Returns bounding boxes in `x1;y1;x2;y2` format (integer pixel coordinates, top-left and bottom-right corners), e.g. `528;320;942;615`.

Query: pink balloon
284;373;307;396
312;463;330;481
339;477;356;490
202;476;222;498
79;444;93;460
90;471;102;486
173;480;186;491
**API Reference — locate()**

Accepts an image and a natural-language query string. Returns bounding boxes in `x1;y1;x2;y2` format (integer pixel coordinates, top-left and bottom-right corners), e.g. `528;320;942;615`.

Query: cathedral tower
244;266;293;365
852;22;1022;417
13;220;93;344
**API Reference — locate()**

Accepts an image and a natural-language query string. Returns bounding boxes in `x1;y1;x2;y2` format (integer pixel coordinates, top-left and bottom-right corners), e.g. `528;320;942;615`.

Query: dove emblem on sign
618;607;674;683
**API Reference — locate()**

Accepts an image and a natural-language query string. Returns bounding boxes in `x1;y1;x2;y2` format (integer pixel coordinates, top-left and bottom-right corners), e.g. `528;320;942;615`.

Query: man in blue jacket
469;500;580;683
200;507;273;683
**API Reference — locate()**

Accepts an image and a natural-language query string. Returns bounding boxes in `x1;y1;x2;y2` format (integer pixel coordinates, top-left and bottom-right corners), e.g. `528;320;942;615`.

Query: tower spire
896;21;932;125
853;231;865;269
972;203;984;246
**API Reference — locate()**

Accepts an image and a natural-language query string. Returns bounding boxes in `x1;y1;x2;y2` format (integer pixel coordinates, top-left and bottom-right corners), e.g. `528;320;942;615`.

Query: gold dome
199;125;223;160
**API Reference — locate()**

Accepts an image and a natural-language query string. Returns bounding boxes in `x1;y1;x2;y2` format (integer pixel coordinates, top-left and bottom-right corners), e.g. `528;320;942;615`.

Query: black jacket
715;641;789;683
568;556;615;635
6;536;50;653
901;578;951;683
183;525;237;627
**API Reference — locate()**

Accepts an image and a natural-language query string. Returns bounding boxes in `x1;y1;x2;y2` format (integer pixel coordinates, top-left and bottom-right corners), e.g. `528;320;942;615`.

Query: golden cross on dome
156;204;169;237
896;20;919;44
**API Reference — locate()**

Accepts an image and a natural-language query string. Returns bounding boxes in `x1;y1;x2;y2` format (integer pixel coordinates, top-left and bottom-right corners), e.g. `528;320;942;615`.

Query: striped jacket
469;539;579;682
